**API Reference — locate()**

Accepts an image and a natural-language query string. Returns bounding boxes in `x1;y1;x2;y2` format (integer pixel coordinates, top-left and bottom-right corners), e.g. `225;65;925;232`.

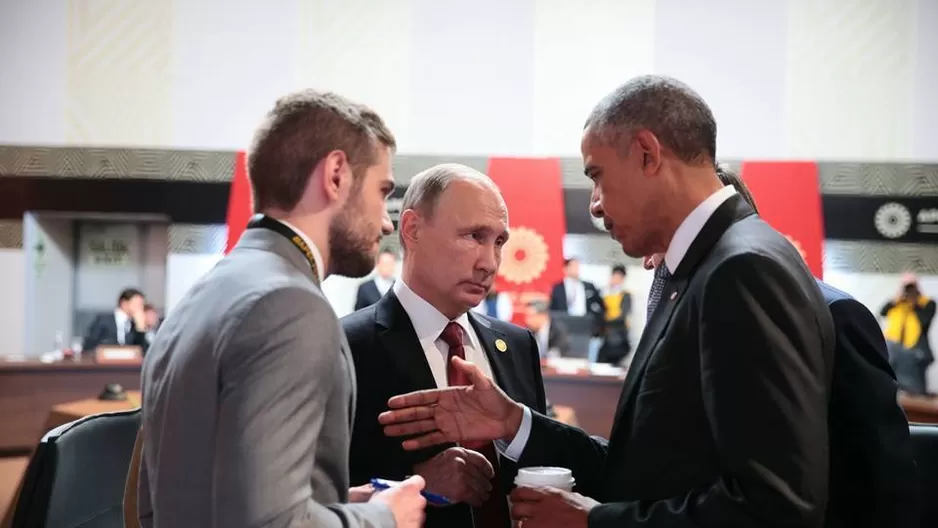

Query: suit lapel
467;313;522;400
374;291;438;391
610;195;755;439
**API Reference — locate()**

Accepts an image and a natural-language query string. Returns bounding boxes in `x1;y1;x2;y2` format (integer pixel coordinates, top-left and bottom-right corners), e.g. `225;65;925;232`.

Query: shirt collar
393;279;476;345
277;219;325;283
664;185;737;273
114;308;129;326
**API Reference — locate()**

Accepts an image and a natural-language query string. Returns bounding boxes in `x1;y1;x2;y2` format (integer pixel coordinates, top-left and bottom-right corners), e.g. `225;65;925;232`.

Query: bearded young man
137;90;426;528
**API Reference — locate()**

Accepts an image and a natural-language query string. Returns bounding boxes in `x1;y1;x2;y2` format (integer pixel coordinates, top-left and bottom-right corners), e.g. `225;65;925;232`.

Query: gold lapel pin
495;339;508;353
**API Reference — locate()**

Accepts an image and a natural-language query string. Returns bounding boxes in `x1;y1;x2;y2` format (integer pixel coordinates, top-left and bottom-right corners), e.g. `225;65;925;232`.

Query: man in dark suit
642;166;917;527
523;300;571;358
355;249;398;310
549;258;605;334
342;163;547;528
378;76;836;527
84;288;150;352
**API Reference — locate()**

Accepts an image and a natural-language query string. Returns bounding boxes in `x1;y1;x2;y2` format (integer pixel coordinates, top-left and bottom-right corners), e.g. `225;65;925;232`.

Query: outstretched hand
379;357;524;450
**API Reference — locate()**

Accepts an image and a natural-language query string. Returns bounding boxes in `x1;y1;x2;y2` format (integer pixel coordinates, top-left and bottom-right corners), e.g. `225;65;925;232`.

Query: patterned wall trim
818;163;938;196
3;220;938;274
0;220;23;249
824;240;938;274
168;224;228;255
0;146;235;182
4;146;938;197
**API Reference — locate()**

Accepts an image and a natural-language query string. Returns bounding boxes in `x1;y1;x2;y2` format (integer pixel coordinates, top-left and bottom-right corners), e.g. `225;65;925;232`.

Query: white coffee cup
513;466;575;492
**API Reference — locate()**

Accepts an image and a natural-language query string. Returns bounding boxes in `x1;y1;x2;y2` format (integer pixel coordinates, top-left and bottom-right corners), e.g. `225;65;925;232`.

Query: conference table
0;358;141;454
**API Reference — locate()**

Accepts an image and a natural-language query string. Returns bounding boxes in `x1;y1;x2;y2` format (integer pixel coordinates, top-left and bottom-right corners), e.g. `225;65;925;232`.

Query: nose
380;210;394;236
589;187;603;219
477;243;499;275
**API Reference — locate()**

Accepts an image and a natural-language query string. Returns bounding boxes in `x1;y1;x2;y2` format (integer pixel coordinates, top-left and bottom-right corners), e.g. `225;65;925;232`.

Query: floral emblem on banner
498;226;549;285
784;235;807;261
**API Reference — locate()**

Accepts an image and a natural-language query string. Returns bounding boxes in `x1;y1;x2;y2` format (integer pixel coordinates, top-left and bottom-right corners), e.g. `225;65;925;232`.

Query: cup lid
514;466;575;487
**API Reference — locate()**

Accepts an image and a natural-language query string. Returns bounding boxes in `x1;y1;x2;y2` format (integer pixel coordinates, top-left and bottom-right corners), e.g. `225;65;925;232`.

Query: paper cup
514;466;575;492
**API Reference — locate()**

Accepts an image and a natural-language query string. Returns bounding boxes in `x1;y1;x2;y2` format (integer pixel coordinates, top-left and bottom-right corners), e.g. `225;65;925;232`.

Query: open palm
379;357;524;450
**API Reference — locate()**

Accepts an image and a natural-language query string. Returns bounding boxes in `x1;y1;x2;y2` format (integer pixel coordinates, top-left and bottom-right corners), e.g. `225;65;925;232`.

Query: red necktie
440;322;511;528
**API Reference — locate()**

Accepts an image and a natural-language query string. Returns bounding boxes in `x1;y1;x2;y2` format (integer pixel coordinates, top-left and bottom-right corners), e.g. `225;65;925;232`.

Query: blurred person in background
549;257;606;335
471;288;514;321
83;287;150;352
143;303;162;343
523;299;570;358
355;248;398;310
342;163;546;528
597;264;631;365
881;274;936;396
138;90;426;528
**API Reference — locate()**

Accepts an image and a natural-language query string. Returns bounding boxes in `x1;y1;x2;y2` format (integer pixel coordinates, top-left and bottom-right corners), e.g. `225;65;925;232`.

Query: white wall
0;250;25;356
1;0;936;160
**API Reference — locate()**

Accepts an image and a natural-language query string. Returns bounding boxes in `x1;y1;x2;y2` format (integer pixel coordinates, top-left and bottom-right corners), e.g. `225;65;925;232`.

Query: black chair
910;424;938;527
12;409;141;528
549;312;593;359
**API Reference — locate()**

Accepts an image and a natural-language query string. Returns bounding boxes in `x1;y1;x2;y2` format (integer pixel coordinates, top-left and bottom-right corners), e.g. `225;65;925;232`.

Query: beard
328;198;379;278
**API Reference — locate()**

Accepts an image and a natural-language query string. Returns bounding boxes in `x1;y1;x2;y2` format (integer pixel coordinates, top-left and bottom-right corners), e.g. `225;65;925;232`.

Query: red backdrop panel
487;158;567;320
225;151;252;254
740;161;824;278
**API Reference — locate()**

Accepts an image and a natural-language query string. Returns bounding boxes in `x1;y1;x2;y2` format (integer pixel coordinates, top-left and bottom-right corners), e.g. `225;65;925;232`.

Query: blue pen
370;478;451;506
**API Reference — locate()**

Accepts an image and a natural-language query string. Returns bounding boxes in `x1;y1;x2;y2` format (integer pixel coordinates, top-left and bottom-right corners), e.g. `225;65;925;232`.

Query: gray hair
398;163;498;250
584;75;717;165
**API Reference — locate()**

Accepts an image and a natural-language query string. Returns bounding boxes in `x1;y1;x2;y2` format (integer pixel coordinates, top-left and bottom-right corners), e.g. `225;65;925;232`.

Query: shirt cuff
493;406;532;462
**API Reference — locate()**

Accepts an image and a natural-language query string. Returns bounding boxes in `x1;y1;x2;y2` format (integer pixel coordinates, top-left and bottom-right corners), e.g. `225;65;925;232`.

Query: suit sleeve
525;330;549;414
214;288;394;528
589;254;831;528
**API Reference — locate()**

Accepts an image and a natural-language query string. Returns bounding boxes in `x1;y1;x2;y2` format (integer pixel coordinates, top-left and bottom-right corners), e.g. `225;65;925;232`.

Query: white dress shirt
392;280;495;388
563;278;588;316
499;184;738;461
374;275;395;296
114;308;130;345
278;219;325;283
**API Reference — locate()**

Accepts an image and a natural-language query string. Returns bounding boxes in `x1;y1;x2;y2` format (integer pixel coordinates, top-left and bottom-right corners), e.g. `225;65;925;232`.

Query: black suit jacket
819;281;919;528
354;280;383;311
549;280;606;333
341;291;548;528
517;195;837;527
83;312;148;352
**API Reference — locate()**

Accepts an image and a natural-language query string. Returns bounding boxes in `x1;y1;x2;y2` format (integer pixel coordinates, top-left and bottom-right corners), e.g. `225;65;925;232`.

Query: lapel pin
669;291;677;300
495;339;508;353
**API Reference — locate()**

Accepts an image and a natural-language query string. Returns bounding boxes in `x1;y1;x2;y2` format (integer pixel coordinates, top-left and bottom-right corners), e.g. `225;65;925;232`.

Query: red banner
225;151;252;254
740;162;824;278
487;158;567;321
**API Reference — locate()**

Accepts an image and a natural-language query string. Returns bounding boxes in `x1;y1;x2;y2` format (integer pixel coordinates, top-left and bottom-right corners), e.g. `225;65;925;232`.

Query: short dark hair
716;165;759;214
143;303;156;312
527;300;549;314
248;89;396;212
585;75;717;165
118;288;143;305
611;264;627;276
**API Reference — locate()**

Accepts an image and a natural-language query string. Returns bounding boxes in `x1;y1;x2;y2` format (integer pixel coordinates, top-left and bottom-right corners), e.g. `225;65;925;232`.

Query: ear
318;150;352;204
633;130;662;176
398;209;422;249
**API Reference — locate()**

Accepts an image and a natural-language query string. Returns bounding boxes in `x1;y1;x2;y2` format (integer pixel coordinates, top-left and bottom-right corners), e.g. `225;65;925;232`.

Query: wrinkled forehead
436;180;508;225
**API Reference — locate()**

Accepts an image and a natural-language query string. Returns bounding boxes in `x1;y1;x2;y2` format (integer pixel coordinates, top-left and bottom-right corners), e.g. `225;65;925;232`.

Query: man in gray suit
138;90;426;528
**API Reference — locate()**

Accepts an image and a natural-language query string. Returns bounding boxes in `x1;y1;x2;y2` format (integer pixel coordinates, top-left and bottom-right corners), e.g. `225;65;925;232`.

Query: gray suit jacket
138;228;394;528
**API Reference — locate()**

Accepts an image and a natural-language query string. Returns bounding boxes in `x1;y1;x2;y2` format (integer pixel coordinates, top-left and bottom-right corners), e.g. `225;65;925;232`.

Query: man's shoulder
475;313;533;343
340;303;380;350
